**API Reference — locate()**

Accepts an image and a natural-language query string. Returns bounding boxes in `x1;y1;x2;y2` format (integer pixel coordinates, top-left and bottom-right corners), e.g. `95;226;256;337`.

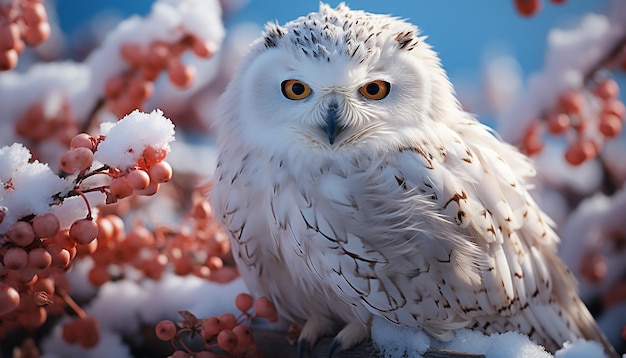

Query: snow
498;0;626;144
371;316;612;358
40;266;247;358
0;143;72;233
86;0;225;102
94;109;175;170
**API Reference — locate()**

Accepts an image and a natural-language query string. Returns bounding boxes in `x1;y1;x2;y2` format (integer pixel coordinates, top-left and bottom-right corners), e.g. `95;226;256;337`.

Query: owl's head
215;3;462;155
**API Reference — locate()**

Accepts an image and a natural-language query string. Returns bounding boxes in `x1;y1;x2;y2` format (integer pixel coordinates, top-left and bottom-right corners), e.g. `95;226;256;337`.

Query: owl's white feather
211;3;618;356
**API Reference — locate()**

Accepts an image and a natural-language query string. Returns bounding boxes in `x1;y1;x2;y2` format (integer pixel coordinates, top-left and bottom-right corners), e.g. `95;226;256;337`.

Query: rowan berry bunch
522;77;625;165
105;35;213;117
0;110;175;347
0;0;50;71
83;193;236;287
14;97;79;159
513;0;566;17
0;211;101;342
155;294;277;358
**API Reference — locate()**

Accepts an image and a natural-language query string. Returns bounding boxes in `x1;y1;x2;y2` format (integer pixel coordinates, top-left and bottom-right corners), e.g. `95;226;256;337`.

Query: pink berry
594;79;620;100
217;329;238;352
546;112;570;135
28;247;52;270
557;90;584;115
3;247;28;270
168;58;196;88
70;133;95;151
32;213;60;238
109;177;133;199
565;140;597;166
235;293;254;312
155;320;177;341
201;316;221;340
8;220;36;246
149;161;173;183
599;112;623;138
69;219;99;245
253;297;277;320
126;169;151;190
0;282;20;315
232;325;254;347
217;312;238;330
72;147;94;171
0;49;18;71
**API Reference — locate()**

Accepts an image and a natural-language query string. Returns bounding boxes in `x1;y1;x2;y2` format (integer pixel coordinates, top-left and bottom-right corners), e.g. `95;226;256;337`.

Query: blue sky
56;0;611;81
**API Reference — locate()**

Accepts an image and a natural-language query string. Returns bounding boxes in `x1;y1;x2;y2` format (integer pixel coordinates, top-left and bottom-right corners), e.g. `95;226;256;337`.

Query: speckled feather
210;3;618;356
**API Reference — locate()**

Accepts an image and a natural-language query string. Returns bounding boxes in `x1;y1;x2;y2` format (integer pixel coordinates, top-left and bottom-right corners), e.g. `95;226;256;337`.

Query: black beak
325;102;341;145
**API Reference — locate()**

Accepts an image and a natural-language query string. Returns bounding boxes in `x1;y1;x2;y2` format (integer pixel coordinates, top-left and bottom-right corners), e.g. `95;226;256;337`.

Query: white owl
211;3;618;357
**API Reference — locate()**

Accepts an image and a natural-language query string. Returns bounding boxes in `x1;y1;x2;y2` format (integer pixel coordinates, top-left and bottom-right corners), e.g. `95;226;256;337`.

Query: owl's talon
328;338;341;358
297;338;308;358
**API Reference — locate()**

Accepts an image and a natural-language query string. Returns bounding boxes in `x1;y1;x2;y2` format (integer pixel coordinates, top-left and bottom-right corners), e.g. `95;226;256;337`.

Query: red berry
217;312;238;330
235;293;254;312
594;79;619;100
514;0;542;17
217;329;238;352
168;58;196;88
580;250;607;283
109;177;133;199
32;213;60;238
201;316;222;340
70;133;95;151
546;112;570;135
126;169;151;190
28;247;52;270
565;140;597;165
602;99;625;119
62;321;79;344
599;112;623;138
88;264;111;287
8;220;35;246
232;325;254;347
155;320;177;341
3;247;28;270
253;297;277;320
0;282;20;315
557;90;584;115
71;147;94;171
148;161;173;183
69;218;99;245
76;316;100;348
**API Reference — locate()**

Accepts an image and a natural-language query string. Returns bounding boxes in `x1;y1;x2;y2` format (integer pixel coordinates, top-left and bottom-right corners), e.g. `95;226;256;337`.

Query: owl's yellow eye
359;80;390;100
281;80;312;100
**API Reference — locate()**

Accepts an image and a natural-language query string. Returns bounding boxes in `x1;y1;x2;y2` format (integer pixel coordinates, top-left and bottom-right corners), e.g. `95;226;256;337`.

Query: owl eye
281;80;312;100
359;80;390;100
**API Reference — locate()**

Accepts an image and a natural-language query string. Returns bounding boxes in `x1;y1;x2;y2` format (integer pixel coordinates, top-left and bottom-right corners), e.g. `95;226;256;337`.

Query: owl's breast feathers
213;114;617;354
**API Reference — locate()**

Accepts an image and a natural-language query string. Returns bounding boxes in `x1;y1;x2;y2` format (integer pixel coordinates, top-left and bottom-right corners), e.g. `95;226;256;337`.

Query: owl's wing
319;120;611;352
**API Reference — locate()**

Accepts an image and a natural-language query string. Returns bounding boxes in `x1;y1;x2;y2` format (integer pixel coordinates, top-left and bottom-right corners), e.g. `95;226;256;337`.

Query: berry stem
58;288;87;319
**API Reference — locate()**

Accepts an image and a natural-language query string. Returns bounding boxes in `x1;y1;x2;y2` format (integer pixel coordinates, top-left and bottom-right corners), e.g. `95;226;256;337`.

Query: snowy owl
211;3;618;357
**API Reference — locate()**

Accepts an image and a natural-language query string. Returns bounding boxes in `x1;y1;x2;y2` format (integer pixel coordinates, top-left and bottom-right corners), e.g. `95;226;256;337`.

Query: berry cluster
105;35;212;117
59;132;173;201
0;0;50;71
82;188;236;286
14;98;78;152
155;293;277;357
522;78;625;165
513;0;566;17
0;127;174;344
0;211;97;339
